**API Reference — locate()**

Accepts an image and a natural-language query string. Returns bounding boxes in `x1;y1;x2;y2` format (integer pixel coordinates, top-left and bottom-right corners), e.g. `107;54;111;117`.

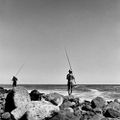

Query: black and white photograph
0;0;120;120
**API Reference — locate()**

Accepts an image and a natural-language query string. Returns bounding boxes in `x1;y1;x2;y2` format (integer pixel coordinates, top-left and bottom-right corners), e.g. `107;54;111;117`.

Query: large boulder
106;102;120;112
11;105;28;120
104;108;120;118
91;97;106;108
5;86;31;112
29;89;42;101
11;100;60;120
26;100;60;120
45;92;63;106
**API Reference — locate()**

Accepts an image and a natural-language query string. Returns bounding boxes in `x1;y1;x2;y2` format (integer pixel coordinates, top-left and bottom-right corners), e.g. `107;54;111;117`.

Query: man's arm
72;75;76;84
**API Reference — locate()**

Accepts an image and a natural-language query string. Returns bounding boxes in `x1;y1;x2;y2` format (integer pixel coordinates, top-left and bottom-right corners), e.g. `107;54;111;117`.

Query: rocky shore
0;86;120;120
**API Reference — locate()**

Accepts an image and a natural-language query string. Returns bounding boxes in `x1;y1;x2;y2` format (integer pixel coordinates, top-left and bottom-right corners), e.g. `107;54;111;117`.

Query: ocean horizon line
1;83;120;86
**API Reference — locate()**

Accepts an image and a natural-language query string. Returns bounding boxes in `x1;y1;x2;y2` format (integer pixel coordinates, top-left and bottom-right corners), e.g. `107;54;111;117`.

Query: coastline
0;86;120;120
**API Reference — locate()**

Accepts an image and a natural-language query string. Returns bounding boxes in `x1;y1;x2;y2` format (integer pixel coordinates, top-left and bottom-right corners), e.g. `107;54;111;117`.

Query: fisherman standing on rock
12;76;18;87
66;69;75;96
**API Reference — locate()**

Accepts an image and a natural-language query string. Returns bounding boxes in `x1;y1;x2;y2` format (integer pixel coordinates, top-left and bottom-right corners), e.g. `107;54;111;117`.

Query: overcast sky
0;0;120;84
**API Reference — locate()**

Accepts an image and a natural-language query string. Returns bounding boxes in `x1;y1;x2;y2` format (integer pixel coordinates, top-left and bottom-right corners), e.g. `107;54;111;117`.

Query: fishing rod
15;63;25;77
64;48;76;84
64;48;72;71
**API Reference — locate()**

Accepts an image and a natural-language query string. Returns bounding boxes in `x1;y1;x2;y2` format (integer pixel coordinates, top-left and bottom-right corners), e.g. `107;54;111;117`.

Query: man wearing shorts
66;70;75;96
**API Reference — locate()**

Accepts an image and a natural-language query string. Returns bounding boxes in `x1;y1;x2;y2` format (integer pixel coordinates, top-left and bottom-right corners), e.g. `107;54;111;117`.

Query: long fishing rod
15;63;25;77
64;48;76;84
64;48;72;71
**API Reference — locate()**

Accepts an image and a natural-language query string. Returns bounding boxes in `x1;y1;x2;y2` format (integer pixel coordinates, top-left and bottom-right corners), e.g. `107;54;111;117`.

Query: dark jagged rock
104;108;120;118
82;104;93;111
5;86;31;112
0;87;8;94
91;97;106;108
80;100;93;113
29;89;42;101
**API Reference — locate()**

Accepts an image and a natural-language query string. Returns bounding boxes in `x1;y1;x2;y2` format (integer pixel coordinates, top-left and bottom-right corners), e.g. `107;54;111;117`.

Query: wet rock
29;89;41;101
104;108;120;118
5;86;31;112
91;97;106;108
45;92;63;106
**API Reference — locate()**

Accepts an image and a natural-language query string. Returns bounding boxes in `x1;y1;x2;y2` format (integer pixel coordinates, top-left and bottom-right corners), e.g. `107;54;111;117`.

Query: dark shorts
67;81;73;90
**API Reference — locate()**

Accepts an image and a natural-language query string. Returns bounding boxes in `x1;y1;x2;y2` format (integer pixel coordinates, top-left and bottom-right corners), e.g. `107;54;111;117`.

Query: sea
1;84;120;102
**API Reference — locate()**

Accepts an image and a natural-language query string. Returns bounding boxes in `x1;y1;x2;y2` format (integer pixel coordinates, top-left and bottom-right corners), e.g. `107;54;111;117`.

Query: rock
49;109;81;120
80;111;96;120
11;100;60;120
29;89;41;101
11;105;28;120
82;104;93;111
5;86;31;112
0;87;8;94
114;99;120;103
93;107;103;114
64;95;75;101
0;109;4;115
91;97;106;108
60;100;73;110
101;118;120;120
64;107;74;113
45;92;63;106
1;112;11;120
89;114;104;120
69;97;80;107
26;100;60;120
74;107;82;117
106;102;120;112
104;108;120;118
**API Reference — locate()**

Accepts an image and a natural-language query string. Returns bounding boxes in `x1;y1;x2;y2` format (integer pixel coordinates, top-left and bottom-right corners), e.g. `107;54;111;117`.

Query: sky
0;0;120;84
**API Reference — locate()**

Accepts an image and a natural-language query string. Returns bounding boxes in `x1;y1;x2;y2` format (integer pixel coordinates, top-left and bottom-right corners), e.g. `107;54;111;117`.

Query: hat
12;76;18;81
69;70;72;73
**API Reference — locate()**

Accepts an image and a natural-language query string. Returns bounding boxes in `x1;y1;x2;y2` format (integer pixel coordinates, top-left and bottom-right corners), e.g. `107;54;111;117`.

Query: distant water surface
1;84;120;101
